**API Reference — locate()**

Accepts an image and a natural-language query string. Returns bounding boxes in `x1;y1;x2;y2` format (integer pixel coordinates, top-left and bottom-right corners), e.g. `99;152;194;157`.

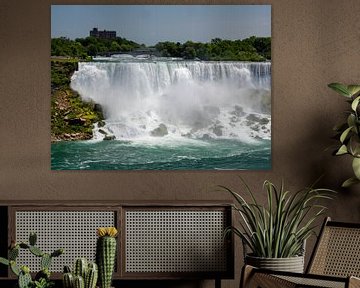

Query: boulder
150;123;168;137
246;114;260;122
201;134;212;140
212;125;224;136
103;135;116;141
99;128;107;135
98;120;106;128
231;105;245;117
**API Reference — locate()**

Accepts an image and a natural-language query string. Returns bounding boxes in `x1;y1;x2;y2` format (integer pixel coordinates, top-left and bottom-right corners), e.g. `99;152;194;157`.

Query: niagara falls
50;5;271;170
51;56;271;170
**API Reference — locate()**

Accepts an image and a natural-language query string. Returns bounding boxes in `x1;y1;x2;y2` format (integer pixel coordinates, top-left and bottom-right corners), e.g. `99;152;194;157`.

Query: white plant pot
245;254;305;273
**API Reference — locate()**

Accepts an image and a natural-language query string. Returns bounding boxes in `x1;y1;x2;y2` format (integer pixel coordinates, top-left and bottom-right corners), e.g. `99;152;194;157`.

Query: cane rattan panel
15;211;115;272
125;210;228;273
277;275;345;288
309;226;360;277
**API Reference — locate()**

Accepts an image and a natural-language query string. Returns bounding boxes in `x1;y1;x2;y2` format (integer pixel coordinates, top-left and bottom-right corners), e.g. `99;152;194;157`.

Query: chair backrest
307;217;360;277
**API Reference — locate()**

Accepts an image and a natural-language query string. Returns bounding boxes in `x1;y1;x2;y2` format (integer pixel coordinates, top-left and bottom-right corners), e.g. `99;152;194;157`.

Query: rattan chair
241;217;360;288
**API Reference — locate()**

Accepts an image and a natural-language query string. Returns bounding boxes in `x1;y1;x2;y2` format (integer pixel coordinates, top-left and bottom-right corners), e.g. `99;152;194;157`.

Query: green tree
110;41;121;51
183;46;196;59
87;44;98;56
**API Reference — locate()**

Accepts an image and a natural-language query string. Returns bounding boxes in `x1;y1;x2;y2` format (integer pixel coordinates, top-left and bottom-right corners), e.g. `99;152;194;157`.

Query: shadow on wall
298;111;360;215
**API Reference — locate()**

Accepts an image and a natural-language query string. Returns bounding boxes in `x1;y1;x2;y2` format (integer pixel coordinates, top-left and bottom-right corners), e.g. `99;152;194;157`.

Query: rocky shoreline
51;60;104;142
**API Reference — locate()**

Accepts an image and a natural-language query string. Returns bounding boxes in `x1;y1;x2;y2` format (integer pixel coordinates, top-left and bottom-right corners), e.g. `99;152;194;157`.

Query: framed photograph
51;5;271;170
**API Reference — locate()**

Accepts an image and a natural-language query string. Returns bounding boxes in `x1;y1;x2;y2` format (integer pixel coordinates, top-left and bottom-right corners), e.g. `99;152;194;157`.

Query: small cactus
18;268;32;288
10;260;20;276
29;232;37;246
74;275;85;288
0;257;9;266
51;248;64;257
96;227;118;288
0;232;63;288
35;268;50;281
41;253;52;270
29;245;44;257
63;272;74;288
63;259;98;288
85;263;98;288
74;258;88;279
9;246;19;260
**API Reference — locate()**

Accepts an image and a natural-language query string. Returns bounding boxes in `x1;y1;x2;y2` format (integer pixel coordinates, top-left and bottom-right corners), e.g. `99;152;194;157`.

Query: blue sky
51;5;271;46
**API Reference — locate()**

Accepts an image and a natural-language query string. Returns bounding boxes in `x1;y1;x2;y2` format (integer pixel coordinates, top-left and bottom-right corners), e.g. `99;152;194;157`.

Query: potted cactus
0;232;64;288
96;227;118;288
62;258;98;288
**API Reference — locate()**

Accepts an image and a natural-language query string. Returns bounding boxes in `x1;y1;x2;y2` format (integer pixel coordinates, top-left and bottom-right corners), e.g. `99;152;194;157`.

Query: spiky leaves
222;178;335;258
329;82;360;187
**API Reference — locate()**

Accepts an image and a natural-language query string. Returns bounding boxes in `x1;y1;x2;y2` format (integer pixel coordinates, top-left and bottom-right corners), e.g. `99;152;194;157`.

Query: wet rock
259;118;270;125
150;123;168;137
67;118;86;125
251;125;260;132
231;105;245;117
94;103;103;113
212;125;224;136
246;114;260;122
201;134;212;140
103;135;116;141
98;120;106;128
99;129;107;135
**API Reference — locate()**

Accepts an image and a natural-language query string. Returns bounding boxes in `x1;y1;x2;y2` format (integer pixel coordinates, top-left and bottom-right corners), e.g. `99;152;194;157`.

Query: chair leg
240;265;255;288
349;276;360;288
240;265;296;288
215;278;221;288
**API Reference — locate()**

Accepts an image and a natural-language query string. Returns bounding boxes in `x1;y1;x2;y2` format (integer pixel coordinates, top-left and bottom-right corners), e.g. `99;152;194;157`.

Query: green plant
96;227;118;288
221;179;334;258
62;258;98;288
328;83;360;187
0;232;63;288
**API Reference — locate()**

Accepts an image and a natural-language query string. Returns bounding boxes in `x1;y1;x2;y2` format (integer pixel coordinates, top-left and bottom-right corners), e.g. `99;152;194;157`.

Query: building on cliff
90;28;116;39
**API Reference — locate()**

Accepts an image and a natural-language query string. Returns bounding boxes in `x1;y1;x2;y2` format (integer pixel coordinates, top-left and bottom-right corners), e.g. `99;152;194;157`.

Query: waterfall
71;57;271;142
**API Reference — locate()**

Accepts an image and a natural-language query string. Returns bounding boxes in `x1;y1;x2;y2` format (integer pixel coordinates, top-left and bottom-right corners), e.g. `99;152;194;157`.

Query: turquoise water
51;138;271;170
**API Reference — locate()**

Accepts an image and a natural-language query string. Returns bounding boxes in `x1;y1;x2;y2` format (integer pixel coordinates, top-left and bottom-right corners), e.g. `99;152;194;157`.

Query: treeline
51;36;270;61
155;37;271;61
51;36;141;58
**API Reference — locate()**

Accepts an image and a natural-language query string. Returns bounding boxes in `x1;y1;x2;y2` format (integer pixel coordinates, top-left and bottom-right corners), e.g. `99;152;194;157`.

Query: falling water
71;57;271;142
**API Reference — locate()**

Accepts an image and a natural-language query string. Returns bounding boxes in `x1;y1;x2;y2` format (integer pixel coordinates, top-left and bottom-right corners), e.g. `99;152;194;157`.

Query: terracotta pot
245;254;305;273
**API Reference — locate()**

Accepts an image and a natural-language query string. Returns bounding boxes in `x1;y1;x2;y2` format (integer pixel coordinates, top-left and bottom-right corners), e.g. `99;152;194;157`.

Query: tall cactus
96;227;118;288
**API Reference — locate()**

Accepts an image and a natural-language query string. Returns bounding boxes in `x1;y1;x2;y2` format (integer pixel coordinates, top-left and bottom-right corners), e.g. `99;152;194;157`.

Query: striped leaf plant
221;179;335;258
328;83;360;187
